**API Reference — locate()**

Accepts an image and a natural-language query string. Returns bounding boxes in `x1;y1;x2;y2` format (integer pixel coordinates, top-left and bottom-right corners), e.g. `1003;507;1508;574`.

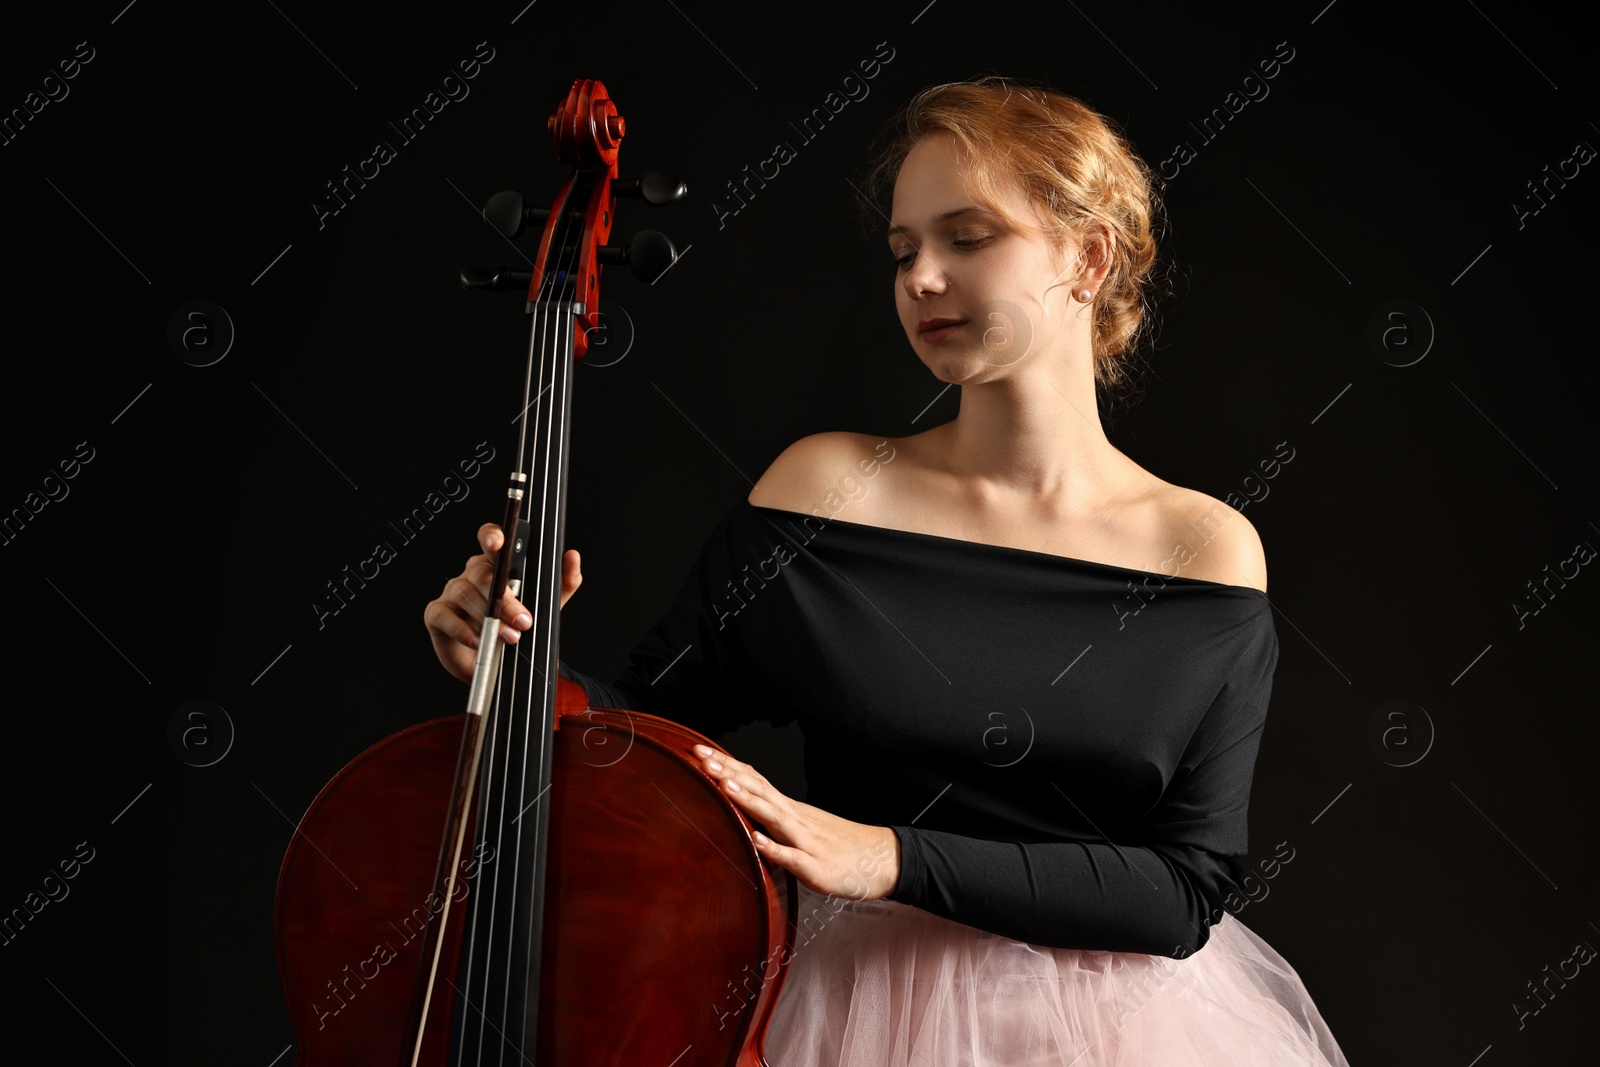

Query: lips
918;317;967;342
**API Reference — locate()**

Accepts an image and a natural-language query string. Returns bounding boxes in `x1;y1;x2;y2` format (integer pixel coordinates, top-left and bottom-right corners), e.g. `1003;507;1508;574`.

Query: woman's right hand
424;522;583;684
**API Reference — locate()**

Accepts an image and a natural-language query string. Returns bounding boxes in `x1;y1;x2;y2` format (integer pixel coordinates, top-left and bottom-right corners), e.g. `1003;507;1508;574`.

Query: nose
900;248;948;300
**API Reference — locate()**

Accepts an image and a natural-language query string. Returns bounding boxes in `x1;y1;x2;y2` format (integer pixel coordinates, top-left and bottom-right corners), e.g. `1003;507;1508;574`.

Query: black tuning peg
481;191;555;239
459;265;535;292
482;175;683;241
462;233;677;292
596;230;679;283
612;172;688;206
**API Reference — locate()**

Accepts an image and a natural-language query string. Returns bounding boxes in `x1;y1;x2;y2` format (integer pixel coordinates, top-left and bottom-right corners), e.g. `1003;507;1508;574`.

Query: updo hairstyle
863;77;1167;395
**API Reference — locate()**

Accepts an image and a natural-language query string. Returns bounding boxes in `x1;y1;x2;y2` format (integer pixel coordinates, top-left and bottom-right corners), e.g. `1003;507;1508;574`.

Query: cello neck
453;293;579;1058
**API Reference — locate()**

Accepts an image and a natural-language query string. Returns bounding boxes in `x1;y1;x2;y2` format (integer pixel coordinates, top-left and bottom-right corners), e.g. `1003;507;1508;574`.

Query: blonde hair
863;77;1167;397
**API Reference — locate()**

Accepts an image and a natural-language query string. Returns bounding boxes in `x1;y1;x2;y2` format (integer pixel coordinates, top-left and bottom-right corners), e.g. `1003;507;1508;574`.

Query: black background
3;1;1597;1064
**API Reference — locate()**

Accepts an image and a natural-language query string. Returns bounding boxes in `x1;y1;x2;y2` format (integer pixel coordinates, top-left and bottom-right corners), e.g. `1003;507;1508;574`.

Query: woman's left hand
691;743;901;901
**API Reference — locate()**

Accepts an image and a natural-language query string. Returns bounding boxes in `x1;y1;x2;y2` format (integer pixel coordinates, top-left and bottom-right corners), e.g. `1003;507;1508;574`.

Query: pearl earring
1075;288;1093;302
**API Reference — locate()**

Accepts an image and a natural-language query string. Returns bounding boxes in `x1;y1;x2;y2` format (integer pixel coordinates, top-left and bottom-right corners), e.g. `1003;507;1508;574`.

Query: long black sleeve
887;645;1276;956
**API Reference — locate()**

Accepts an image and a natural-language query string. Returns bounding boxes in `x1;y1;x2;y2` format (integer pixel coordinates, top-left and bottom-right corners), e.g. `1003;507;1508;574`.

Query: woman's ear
1077;223;1116;290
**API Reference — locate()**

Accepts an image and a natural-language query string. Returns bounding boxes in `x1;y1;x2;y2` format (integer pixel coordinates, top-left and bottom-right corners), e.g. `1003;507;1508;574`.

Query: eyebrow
887;206;992;239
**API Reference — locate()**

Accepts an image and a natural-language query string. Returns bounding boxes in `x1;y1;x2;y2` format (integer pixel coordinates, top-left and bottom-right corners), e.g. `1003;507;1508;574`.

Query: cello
275;78;798;1066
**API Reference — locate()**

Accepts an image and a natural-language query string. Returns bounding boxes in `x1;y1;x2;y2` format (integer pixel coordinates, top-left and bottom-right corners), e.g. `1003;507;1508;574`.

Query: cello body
274;78;799;1066
276;686;799;1065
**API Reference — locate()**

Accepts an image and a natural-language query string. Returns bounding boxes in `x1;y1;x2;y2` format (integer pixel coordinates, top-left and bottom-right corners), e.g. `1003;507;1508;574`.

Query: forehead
889;131;1035;230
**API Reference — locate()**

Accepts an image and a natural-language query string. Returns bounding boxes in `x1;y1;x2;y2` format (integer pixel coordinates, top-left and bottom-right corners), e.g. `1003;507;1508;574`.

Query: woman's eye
891;233;991;269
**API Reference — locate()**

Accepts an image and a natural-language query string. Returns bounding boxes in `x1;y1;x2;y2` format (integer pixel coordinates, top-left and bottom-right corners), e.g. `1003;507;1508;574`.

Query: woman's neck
921;363;1141;513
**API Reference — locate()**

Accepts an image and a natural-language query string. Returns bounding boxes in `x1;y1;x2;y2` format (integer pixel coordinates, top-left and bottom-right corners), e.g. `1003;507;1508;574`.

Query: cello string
516;205;587;1059
502;270;568;1062
450;202;572;1067
491;190;583;1064
453;302;537;1067
496;281;566;1062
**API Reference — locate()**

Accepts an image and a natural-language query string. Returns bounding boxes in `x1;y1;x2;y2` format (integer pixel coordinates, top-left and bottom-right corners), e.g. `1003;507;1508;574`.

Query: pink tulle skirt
761;883;1349;1066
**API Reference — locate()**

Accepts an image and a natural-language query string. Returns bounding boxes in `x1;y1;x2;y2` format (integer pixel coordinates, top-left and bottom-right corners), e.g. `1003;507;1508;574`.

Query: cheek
1031;262;1076;313
894;281;914;321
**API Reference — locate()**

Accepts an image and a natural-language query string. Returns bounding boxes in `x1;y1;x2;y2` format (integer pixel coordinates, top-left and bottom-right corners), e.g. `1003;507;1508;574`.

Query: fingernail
515;612;532;629
726;780;741;792
693;745;712;756
707;760;723;772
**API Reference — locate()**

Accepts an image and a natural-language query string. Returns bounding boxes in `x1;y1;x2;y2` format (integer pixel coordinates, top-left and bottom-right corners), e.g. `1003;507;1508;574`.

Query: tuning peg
481;191;555;239
596;230;679;283
612;172;688;206
459;265;535;293
482;176;682;242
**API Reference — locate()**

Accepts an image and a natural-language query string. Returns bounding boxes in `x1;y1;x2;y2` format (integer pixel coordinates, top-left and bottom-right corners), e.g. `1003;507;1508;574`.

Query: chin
919;356;988;385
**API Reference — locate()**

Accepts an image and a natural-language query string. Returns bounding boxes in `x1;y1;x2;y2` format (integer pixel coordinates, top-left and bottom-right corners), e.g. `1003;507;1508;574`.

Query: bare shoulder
746;432;902;515
1157;486;1268;593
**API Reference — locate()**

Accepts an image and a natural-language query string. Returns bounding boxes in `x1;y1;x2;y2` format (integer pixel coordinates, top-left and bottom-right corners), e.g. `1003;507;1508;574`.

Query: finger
440;570;492;617
478;522;505;555
693;745;739;783
697;748;777;797
751;833;812;885
426;604;483;651
424;603;482;684
720;777;787;831
436;570;528;645
434;561;489;611
496;586;532;630
497;615;530;645
690;745;756;798
425;585;497;649
709;769;788;832
455;560;526;623
426;580;482;633
692;744;722;762
684;749;807;871
461;543;533;634
693;746;757;792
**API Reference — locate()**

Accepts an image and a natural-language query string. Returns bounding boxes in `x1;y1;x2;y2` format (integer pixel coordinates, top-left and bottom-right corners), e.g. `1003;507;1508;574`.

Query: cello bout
276;684;798;1065
539;690;798;1065
273;717;473;1066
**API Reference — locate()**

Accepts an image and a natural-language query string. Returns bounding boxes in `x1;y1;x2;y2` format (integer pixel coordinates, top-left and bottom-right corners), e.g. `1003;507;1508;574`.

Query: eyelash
893;235;992;269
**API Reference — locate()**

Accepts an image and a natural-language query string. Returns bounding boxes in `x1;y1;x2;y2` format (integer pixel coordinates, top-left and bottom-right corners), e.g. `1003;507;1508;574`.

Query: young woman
426;77;1349;1066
